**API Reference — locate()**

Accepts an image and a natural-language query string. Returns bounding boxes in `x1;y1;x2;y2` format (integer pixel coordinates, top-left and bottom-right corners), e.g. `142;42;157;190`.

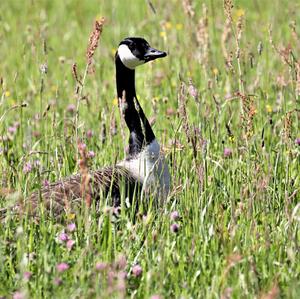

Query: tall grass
0;0;299;298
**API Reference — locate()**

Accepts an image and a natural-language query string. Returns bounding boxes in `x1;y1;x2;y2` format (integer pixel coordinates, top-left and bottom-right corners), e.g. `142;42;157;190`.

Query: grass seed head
86;17;105;67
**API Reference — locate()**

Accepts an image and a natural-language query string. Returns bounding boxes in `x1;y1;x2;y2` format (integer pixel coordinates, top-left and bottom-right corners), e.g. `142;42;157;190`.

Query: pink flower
95;262;107;271
88;150;95;158
150;296;162;299
86;129;93;139
170;211;179;221
66;104;76;113
13;292;25;299
23;162;32;174
54;277;62;286
56;262;69;272
8;126;17;134
116;254;127;270
224;148;232;158
170;223;179;233
67;223;76;232
66;239;75;250
43;180;50;187
132;264;142;277
295;138;300;146
77;142;86;151
58;232;69;242
23;271;32;281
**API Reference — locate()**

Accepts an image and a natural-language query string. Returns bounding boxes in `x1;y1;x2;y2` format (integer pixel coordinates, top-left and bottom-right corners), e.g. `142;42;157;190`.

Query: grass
0;0;300;298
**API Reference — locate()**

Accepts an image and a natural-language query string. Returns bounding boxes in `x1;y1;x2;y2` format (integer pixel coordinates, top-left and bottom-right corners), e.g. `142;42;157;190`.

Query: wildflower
13;291;25;299
170;223;180;233
88;150;95;158
67;213;76;220
295;138;300;146
170;211;180;221
56;263;69;273
116;254;127;270
213;68;219;76
78;142;87;151
235;8;245;18
66;104;76;113
224;148;232;158
23;271;32;281
266;104;272;113
165;22;172;29
58;232;69;242
5;91;10;97
86;129;93;139
112;98;118;105
176;23;183;30
150;296;162;299
132;264;143;277
66;239;75;250
95;261;107;271
160;31;166;38
43;180;50;187
67;223;76;232
8;126;17;134
23;162;32;174
116;272;126;292
53;277;62;286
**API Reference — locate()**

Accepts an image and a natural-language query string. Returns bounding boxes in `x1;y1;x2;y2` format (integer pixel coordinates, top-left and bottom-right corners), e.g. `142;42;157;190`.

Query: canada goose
3;37;170;217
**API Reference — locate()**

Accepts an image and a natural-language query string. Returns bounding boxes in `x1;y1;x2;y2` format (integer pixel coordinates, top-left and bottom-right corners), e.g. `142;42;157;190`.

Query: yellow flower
5;91;10;97
67;213;76;220
213;68;219;76
165;22;172;30
111;48;116;55
229;136;235;142
176;23;183;30
236;8;245;17
266;104;272;113
112;98;118;106
160;31;166;38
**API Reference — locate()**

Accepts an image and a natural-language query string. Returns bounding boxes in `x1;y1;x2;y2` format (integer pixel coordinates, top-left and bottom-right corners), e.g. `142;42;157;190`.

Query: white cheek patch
118;44;145;69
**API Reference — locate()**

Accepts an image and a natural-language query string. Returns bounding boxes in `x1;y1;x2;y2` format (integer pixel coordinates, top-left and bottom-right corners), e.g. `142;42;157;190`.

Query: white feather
118;44;145;69
117;139;170;200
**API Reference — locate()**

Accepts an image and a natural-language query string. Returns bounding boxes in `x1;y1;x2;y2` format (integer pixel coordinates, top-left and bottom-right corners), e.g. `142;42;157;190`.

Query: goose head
116;37;167;70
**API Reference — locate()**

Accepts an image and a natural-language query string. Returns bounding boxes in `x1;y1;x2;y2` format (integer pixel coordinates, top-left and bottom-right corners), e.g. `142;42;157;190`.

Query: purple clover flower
88;150;95;158
58;232;69;242
170;223;180;233
95;262;107;271
56;263;69;272
66;239;75;250
86;129;93;139
170;211;179;221
23;162;32;174
132;264;143;277
224;148;232;158
67;223;76;232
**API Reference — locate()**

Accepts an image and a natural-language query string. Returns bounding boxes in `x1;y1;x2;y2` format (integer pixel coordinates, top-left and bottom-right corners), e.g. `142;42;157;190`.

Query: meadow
0;0;299;298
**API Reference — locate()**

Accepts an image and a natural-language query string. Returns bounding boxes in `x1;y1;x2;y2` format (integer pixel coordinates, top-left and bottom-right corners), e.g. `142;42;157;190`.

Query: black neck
115;54;155;156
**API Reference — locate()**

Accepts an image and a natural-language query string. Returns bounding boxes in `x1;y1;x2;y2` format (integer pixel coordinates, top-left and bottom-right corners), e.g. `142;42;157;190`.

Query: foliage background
0;0;299;298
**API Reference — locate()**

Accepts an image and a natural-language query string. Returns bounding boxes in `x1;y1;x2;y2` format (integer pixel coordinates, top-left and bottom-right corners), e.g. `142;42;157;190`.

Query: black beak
143;47;167;62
